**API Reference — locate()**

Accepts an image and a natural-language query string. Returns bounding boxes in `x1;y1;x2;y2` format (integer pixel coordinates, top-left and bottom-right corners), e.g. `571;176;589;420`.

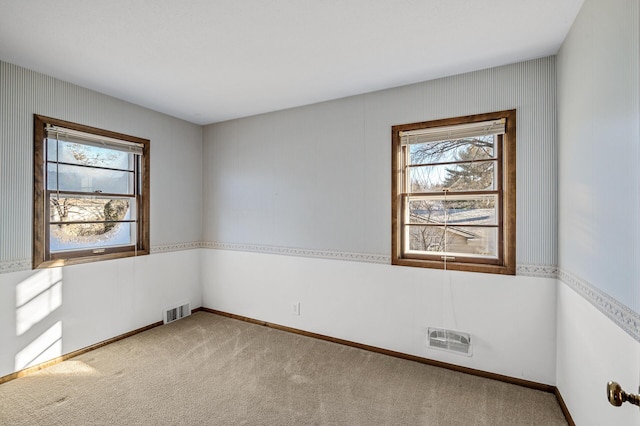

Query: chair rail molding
0;259;32;274
558;268;640;343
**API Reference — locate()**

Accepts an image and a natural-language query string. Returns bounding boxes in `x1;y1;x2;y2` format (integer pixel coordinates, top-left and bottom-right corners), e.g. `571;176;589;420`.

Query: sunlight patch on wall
16;269;63;336
15;321;62;371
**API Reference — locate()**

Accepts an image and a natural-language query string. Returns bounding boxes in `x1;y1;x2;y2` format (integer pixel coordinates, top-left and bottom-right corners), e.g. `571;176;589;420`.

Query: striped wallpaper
0;61;203;266
203;57;558;267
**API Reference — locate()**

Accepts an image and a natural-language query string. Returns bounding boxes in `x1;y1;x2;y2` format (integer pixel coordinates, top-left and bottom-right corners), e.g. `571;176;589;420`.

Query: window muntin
392;111;515;275
33;115;150;268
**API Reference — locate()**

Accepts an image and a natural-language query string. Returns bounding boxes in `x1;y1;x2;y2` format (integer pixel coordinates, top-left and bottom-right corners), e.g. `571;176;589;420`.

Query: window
33;115;150;268
391;110;516;275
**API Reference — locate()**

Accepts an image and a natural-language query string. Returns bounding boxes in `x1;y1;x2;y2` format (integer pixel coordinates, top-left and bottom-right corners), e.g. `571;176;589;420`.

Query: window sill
391;257;515;275
33;249;149;269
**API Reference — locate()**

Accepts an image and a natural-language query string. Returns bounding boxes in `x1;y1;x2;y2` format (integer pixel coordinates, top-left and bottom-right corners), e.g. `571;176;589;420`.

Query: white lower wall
556;281;640;426
201;249;557;385
0;250;202;378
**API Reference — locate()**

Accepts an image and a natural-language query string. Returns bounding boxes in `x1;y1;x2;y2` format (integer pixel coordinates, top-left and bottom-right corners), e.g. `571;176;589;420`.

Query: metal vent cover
428;328;472;356
164;302;191;324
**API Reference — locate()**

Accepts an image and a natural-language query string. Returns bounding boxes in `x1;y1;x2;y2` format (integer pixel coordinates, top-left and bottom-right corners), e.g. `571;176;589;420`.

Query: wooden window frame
33;115;150;269
391;110;516;275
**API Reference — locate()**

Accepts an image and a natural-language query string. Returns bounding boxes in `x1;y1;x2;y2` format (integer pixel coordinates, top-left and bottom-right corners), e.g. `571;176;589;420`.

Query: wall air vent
164;302;191;324
428;328;472;356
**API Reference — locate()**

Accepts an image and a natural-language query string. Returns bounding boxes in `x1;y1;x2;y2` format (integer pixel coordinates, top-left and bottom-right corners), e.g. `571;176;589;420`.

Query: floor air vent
164;303;191;324
428;328;472;356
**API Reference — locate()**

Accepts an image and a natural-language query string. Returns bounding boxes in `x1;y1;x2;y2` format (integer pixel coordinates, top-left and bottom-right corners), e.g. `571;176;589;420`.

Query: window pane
409;135;495;165
47;138;57;162
406;225;498;258
47;163;134;194
408;196;497;225
408;165;447;192
446;196;497;225
409;161;496;192
407;199;445;224
50;222;134;252
47;138;132;170
406;225;448;252
49;196;134;223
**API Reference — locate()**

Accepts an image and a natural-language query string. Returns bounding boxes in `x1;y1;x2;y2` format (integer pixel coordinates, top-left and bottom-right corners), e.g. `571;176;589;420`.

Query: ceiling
0;0;584;125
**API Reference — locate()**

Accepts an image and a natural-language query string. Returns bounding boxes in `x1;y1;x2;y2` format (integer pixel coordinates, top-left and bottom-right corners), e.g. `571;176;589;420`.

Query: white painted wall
556;0;640;424
0;62;203;378
0;251;201;378
202;249;557;384
556;283;640;425
202;58;560;385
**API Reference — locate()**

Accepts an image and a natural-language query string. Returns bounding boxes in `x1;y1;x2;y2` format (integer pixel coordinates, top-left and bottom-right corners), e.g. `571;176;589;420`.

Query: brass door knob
607;381;640;407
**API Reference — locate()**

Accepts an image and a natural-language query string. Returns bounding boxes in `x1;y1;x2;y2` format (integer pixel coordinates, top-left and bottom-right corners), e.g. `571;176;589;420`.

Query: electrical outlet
292;302;300;316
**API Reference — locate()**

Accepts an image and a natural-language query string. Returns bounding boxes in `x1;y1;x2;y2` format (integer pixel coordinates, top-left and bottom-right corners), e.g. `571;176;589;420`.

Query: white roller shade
400;119;506;145
46;126;144;155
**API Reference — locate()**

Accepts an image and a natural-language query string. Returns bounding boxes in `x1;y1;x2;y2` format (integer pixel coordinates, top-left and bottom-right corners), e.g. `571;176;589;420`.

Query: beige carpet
0;312;567;425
